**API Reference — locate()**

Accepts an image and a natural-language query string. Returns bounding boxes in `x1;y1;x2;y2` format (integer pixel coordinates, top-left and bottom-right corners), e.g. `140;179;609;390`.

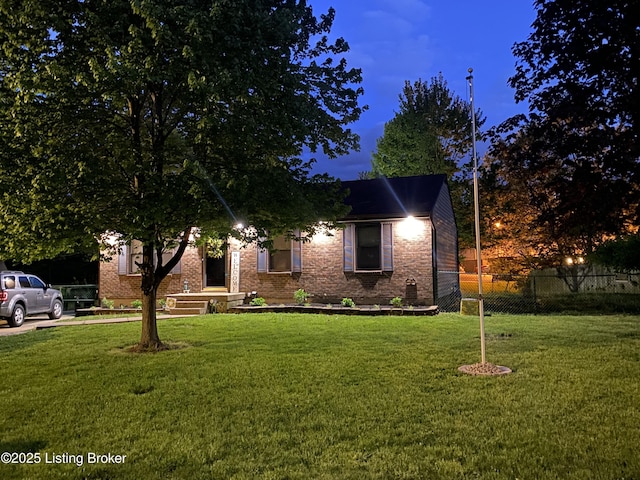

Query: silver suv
0;271;64;327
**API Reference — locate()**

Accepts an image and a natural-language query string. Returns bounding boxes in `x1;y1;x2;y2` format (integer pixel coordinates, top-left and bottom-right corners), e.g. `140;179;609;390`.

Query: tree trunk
139;287;162;350
137;244;163;351
134;231;190;351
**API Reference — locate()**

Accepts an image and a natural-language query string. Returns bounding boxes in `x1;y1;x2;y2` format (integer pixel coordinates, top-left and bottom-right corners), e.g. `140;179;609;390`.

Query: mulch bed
229;304;439;316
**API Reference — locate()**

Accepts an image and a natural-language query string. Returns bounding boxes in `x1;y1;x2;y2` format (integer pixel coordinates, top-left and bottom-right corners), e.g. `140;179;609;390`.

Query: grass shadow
0;439;48;453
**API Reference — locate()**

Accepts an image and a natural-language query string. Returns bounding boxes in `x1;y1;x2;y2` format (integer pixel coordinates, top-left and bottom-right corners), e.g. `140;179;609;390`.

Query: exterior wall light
397;216;425;240
312;222;336;243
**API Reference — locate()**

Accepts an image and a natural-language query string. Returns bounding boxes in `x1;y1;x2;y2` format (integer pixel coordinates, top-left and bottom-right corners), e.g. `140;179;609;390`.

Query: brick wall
99;218;439;307
233;218;436;305
99;245;203;306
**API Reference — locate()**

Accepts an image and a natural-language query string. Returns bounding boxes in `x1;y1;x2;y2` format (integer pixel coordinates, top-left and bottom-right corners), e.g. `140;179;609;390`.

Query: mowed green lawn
1;313;638;479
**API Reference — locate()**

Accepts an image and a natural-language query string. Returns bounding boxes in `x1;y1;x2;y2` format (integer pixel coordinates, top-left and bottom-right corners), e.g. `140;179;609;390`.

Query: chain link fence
440;269;640;314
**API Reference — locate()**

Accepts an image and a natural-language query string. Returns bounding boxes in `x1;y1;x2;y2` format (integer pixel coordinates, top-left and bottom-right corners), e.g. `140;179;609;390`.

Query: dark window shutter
257;245;268;273
343;224;355;272
117;245;128;275
382;223;393;272
291;231;302;273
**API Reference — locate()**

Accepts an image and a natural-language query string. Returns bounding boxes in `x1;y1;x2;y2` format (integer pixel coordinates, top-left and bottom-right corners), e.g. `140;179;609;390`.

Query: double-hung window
343;222;393;272
269;236;292;272
118;240;181;275
257;233;302;273
355;224;381;270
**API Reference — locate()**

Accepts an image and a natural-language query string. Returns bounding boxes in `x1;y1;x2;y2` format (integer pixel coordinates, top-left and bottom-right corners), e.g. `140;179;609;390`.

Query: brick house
99;174;460;309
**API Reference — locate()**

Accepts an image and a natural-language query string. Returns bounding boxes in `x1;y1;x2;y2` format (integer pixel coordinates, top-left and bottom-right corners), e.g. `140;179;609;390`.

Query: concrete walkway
0;314;182;337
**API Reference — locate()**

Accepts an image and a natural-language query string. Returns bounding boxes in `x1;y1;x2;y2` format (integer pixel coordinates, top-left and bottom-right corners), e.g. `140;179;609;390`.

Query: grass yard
1;313;639;479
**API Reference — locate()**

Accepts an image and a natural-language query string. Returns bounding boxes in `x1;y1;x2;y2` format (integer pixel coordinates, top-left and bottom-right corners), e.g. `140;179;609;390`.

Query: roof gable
341;174;448;220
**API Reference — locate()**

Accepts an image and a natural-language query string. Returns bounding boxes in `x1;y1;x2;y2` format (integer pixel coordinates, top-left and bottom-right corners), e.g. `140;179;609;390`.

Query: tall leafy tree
371;73;483;178
489;0;640;267
0;0;364;349
487;114;632;260
370;73;484;249
478;150;542;274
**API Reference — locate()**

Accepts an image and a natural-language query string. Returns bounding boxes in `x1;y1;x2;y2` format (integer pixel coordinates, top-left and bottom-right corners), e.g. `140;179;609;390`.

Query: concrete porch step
165;292;246;315
170;307;207;315
175;301;209;309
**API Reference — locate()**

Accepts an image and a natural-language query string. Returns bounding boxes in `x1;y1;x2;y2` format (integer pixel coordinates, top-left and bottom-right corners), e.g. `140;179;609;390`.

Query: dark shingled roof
341;174;448;220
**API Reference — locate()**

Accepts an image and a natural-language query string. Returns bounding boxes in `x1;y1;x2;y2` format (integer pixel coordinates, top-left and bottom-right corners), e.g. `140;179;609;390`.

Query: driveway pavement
0;315;70;336
0;314;181;337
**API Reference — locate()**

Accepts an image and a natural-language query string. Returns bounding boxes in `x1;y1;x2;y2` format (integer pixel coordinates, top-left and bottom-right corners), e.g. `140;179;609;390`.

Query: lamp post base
458;363;512;376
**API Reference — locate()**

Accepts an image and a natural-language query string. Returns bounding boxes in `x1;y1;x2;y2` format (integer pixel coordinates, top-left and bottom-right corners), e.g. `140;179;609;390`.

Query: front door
205;255;226;288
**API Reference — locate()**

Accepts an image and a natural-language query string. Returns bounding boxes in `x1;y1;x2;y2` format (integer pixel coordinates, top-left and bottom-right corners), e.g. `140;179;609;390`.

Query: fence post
533;275;538;315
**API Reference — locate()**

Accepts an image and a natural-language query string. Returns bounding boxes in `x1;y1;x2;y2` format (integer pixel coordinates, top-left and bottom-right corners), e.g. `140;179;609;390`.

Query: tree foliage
371;73;484;178
487;0;640;268
486;114;632;262
0;0;364;348
591;235;640;272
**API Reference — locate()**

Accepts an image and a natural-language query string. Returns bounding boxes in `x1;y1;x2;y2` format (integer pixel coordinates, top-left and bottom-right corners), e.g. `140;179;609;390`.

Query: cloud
375;0;432;22
340;3;436;132
363;10;415;35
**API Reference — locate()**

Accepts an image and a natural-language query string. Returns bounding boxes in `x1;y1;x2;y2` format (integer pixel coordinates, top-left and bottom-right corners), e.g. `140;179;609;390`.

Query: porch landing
166;292;246;315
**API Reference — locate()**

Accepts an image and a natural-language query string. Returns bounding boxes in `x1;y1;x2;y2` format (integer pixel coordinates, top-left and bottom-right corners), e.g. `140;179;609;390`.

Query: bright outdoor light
100;232;120;247
396;216;425;240
312;222;335;242
565;256;585;266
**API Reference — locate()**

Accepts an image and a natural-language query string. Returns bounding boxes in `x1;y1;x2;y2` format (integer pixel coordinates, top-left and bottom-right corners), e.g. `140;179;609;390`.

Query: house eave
340;214;432;223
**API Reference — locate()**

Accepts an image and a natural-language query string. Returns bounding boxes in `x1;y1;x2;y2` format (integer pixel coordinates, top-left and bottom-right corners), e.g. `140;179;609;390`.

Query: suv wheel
48;299;63;320
8;304;25;328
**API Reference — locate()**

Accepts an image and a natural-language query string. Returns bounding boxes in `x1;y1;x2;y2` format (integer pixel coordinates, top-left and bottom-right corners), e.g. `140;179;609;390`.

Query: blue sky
307;0;537;180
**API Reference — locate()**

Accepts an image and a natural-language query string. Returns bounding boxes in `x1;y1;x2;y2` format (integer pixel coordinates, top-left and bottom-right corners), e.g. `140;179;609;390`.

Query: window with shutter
356;223;381;270
257;232;302;273
117;241;182;275
344;223;393;272
269;236;292;272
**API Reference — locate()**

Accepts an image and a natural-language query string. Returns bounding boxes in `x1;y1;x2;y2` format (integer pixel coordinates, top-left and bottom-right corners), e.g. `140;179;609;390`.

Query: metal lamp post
467;68;486;364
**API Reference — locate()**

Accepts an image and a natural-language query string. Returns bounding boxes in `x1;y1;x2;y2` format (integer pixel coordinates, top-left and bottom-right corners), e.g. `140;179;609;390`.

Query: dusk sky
307;0;537;180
